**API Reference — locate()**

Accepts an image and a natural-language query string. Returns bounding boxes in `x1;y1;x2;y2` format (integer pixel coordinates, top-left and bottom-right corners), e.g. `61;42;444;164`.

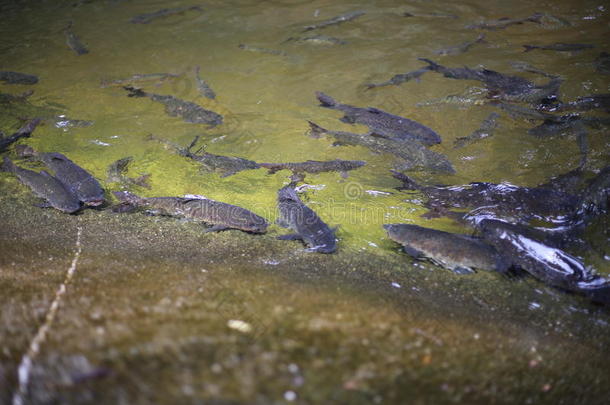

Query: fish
0;118;42;152
594;52;610;74
527;114;583;137
302;11;365;32
479;219;609;304
0;71;38;85
365;66;431;89
113;191;268;233
383;223;510;274
1;156;81;213
577;166;610;223
453;112;500;148
148;135;260;177
403;11;458;19
523;43;594;53
194;66;216;99
509;61;559;78
418;58;562;103
123;86;223;126
308;122;455;174
64;21;89;55
490;101;554;121
100;73;179;88
416;93;487;107
433;34;485;56
37;152;105;206
391;171;580;225
276;186;337;253
106;156;151;189
129;6;203;24
283;35;346;46
316;91;442;146
554;94;610;113
465;13;544;30
238;44;287;56
259;159;366;180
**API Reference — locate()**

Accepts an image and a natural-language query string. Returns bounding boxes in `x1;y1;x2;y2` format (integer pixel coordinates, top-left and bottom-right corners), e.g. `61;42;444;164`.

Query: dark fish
260;159;366;179
0;118;41;152
238;44;287;56
1;156;81;213
556;94;610;113
123;86;222;126
594;52;610;74
453;112;500;148
384;223;509;274
39;152;105;206
480;219;609;304
308;122;454;174
113;191;268;233
100;72;179;88
316;91;442;146
129;6;202;24
64;22;89;55
523;43;594;52
284;35;346;46
194;66;215;99
465;13;544;30
106;156;151;189
527;114;582;137
148;135;260;177
419;58;562;103
365;66;431;89
403;11;458;19
0;71;38;85
434;34;485;56
302;11;365;32
277;186;336;253
392;171;580;224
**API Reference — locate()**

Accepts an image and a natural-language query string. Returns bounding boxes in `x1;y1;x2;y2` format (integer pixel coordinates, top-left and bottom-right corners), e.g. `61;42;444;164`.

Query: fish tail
307;121;327;138
522;45;536;52
316;91;337;107
113;190;143;206
1;156;15;172
390;170;420;190
418;58;441;71
123;86;146;98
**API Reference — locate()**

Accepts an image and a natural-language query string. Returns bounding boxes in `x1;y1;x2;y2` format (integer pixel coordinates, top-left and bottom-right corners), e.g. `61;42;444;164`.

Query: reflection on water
1;0;609;403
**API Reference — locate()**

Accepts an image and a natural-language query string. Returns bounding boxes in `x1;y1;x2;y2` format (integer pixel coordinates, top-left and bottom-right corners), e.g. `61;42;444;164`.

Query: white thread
12;226;82;405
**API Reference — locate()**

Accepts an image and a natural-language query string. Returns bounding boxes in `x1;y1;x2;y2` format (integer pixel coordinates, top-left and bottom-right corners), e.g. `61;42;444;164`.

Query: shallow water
1;0;609;403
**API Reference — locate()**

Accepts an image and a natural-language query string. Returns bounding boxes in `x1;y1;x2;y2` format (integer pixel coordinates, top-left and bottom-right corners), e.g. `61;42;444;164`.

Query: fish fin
123;86;146;97
339;115;356;124
204;225;231;232
366;107;383;115
368;131;389;139
332;141;348;147
402;245;424;258
452;266;476;275
307;121;325;138
418;58;441;70
277;233;303;241
316;91;337;107
340;171;348;179
289;172;305;183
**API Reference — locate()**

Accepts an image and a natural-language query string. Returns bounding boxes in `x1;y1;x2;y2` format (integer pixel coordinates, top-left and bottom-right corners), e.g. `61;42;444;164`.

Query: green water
1;0;609;403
